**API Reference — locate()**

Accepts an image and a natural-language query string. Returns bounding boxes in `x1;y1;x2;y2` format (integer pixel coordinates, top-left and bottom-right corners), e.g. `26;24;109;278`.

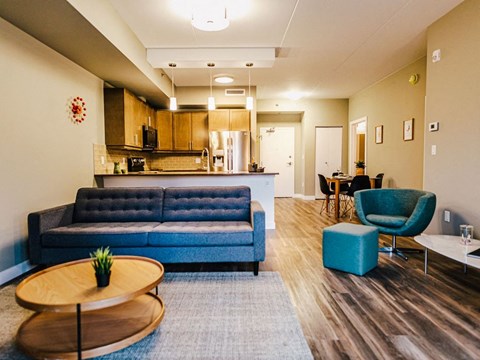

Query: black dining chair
318;174;336;215
343;175;371;220
330;172;350;193
374;173;384;188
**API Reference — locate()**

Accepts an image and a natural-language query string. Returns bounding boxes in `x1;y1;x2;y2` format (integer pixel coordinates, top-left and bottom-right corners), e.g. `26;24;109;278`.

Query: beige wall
425;0;480;234
0;19;104;272
257;99;349;197
349;58;426;189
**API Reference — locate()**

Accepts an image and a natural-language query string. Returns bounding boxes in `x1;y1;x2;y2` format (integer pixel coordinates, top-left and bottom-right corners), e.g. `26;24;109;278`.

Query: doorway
259;127;295;197
349;117;367;175
314;127;343;198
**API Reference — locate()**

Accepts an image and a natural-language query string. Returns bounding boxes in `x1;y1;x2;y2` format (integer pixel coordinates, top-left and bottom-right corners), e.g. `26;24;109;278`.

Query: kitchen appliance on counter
209;131;250;173
127;157;145;172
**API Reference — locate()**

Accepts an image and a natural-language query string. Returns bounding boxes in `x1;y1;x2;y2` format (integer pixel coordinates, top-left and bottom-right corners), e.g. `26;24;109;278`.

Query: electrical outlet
444;210;450;223
195;158;201;164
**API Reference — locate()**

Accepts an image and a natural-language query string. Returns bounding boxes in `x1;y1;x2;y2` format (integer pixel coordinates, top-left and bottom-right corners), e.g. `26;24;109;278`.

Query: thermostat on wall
429;122;439;132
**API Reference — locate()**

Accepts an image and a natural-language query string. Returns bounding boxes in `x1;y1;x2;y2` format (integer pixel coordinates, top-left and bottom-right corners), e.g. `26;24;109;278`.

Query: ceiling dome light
286;91;305;101
192;17;229;31
214;75;234;84
192;4;229;32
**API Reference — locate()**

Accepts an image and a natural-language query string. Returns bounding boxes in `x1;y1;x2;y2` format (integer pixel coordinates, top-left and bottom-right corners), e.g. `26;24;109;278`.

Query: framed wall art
375;125;383;144
403;118;414;141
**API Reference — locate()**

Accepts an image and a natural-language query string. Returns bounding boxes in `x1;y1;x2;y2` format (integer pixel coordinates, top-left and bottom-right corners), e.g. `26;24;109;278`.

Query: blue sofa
28;186;266;275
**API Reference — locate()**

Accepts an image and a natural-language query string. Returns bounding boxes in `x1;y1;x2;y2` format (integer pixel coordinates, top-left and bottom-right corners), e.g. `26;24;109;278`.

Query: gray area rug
0;272;313;359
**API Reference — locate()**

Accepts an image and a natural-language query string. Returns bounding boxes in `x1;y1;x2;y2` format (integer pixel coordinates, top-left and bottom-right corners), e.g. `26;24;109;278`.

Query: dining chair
354;189;436;260
318;174;336;215
374;173;384;188
343;175;371;220
330;172;349;193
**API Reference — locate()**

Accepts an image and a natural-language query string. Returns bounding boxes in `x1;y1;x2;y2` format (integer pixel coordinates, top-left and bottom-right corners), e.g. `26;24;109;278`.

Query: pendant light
246;62;254;110
169;63;177;111
208;63;216;110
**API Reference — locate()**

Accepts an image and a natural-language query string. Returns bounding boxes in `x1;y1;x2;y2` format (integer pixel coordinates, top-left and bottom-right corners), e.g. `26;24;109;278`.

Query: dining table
326;176;378;219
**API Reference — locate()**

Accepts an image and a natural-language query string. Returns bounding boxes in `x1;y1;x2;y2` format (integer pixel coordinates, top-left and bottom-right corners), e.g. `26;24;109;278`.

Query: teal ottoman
322;223;378;275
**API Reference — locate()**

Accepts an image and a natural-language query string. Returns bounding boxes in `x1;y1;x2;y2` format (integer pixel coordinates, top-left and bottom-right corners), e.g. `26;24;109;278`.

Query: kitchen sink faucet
202;147;210;172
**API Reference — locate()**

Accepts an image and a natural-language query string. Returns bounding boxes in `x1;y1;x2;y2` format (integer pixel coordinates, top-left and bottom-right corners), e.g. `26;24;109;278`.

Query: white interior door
315;127;343;198
260;127;295;197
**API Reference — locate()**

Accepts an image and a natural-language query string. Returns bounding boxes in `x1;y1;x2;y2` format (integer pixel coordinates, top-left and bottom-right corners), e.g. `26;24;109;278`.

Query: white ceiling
109;0;463;100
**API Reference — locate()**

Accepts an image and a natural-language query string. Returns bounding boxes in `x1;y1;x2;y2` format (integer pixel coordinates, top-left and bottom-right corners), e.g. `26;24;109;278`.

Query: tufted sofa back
163;186;251;222
73;187;164;223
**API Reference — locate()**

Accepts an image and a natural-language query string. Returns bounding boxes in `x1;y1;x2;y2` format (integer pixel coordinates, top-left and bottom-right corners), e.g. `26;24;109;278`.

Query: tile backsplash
93;144;204;174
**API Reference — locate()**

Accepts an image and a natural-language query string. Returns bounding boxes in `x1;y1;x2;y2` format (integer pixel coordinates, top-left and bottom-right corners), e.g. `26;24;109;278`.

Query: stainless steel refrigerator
209;131;250;172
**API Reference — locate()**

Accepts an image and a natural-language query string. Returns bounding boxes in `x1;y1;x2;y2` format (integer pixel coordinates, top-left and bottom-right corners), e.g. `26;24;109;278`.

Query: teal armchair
354;189;436;260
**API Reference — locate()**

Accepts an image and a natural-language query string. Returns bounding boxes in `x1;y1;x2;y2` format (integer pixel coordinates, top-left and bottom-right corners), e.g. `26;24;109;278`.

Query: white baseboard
0;260;36;285
293;194;317;200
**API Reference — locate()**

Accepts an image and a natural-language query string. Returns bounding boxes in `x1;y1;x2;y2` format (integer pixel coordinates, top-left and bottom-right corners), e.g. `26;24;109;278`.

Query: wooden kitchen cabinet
229;109;251;131
156;111;173;150
173;111;208;151
191;112;209;150
208;109;250;131
173;112;191;150
104;88;153;149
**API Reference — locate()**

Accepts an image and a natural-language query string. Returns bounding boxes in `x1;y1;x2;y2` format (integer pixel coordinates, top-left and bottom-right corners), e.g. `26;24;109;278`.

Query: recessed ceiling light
214;75;234;84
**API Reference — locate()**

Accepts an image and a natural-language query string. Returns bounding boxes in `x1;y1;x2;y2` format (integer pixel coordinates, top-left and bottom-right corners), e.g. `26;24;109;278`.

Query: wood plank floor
167;198;480;360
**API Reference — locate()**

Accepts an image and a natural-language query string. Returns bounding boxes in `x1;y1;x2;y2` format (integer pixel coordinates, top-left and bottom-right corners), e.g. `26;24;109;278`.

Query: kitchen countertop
97;171;278;176
99;170;278;229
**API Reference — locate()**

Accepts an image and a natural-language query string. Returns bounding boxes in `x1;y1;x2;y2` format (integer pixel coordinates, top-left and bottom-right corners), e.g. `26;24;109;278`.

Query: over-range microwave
143;125;157;150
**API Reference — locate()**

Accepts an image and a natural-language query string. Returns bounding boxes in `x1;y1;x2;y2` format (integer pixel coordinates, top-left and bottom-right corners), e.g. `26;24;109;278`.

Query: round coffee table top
16;256;164;312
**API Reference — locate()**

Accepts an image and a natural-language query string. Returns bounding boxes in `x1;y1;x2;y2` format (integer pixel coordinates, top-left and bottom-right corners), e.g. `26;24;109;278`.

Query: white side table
414;234;480;274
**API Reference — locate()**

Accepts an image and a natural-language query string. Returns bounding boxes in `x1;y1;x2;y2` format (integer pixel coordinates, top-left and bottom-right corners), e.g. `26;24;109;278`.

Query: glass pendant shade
208;96;216;110
246;96;253;110
170;97;177;111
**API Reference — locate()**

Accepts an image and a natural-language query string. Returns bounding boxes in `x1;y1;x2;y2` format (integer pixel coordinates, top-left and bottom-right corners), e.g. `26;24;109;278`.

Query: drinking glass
459;224;473;244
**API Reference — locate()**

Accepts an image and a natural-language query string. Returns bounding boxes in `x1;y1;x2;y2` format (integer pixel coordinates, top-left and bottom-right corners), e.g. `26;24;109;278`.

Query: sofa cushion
42;222;160;247
365;214;408;228
149;221;253;247
162;186;251;222
73;187;164;223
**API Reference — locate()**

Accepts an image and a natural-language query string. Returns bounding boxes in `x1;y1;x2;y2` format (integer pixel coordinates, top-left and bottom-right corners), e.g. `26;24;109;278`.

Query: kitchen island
97;171;277;229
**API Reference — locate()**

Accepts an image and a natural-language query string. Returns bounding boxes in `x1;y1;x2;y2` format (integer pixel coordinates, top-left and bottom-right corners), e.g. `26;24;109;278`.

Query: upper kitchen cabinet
208;110;250;131
104;88;153;149
173;111;208;151
156;110;173;150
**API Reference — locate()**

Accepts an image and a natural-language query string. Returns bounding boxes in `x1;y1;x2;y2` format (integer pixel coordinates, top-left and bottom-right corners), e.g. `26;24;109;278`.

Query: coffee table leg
424;248;428;274
77;303;82;360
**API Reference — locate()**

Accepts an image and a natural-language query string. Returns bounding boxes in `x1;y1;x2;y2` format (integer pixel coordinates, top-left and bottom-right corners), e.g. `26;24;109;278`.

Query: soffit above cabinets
0;0;464;102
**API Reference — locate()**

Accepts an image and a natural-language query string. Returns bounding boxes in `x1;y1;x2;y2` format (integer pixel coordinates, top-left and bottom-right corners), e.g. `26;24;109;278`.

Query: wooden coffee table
15;256;164;359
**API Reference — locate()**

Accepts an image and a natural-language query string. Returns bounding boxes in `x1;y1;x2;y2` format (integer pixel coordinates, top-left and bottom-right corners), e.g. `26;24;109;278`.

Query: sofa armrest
251;201;266;261
28;203;75;264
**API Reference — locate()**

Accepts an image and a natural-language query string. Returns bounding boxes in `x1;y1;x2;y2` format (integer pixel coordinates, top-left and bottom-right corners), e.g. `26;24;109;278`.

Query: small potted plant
354;160;366;175
90;246;114;287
